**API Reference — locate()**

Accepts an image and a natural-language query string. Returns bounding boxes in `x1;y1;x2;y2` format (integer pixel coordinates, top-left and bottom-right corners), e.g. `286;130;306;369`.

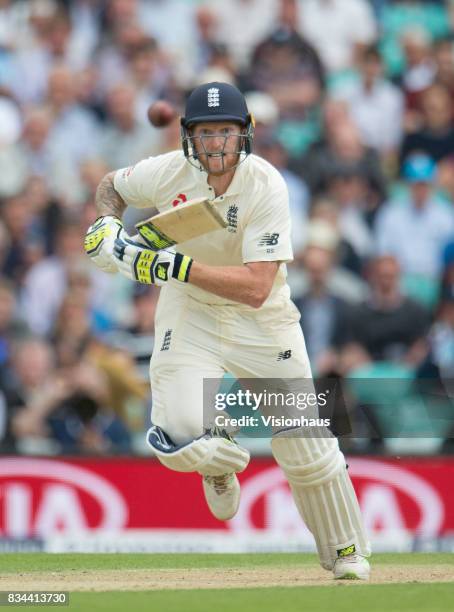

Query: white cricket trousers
149;284;312;445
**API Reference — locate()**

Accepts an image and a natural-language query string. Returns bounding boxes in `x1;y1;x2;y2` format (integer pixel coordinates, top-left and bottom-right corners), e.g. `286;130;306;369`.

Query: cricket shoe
202;473;240;521
333;554;370;580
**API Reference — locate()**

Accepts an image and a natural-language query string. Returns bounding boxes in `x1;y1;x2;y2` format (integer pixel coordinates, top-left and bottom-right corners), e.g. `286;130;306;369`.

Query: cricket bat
135;197;227;250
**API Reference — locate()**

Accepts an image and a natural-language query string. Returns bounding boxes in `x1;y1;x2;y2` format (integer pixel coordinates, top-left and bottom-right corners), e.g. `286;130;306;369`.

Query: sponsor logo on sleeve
259;232;279;253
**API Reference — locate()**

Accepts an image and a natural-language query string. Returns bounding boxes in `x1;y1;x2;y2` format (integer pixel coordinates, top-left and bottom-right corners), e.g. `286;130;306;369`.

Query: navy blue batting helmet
180;82;254;170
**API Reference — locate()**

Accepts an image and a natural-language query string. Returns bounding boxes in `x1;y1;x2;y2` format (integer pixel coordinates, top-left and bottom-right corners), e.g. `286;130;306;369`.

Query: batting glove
113;237;193;286
84;215;124;273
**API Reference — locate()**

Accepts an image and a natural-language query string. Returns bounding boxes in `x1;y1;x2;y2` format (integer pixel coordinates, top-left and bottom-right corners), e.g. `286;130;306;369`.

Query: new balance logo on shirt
259;233;279;246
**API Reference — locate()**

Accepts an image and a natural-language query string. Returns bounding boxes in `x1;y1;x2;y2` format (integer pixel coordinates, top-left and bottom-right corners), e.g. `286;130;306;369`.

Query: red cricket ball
147;100;176;128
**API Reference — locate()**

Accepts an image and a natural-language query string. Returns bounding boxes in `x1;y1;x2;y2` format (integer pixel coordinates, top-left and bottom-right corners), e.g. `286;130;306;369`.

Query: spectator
381;1;450;78
45;63;100;167
77;158;110;209
18;107;53;172
288;216;367;304
20;216;111;335
433;37;454;107
6;2;64;104
126;37;170;119
192;6;221;79
339;255;430;373
194;44;238;88
10;107;55;183
375;154;454;280
0;95;24;197
397;28;436;116
0;94;21;148
246;26;324;119
0;191;43;283
23;175;63;255
104;284;158;380
429;286;454;379
301;116;387;206
7;4;96;103
50;286;148;426
299;0;377;74
11;344;132;455
208;0;279;71
0;221;10;273
307;197;371;278
95;21;157;95
0;386;14;452
244;90;280;142
326;165;375;271
50;286;94;366
334;45;404;156
139;0;198;86
294;245;351;375
400;83;454;165
100;82;162;169
45;361;132;455
6;338;57;438
0;277;29;383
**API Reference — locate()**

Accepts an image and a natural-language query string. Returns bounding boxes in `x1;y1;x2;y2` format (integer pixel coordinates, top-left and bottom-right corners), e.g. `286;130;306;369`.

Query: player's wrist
172;253;193;283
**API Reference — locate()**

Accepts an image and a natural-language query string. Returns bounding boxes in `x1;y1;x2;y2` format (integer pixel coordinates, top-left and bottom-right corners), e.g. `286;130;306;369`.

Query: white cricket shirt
114;150;294;308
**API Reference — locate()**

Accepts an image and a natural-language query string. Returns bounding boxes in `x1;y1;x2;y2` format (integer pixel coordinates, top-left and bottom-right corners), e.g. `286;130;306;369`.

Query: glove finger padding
84;215;124;273
114;237;159;284
113;237;192;285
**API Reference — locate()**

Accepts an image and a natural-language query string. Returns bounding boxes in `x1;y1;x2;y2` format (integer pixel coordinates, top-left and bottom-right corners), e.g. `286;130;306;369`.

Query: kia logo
0;458;128;537
229;459;444;536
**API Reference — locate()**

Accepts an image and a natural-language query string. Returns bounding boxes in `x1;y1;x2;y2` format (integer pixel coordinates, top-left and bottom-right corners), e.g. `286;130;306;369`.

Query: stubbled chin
201;155;238;175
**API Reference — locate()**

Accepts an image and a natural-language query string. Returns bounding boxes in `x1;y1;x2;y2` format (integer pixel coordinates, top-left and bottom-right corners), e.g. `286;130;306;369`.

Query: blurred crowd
0;0;454;455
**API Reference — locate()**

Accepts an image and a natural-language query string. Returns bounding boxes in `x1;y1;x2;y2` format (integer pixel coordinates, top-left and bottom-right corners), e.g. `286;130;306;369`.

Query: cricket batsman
84;82;371;579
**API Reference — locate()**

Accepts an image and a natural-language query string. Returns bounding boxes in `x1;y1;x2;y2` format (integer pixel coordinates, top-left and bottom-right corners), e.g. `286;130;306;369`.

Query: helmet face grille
181;82;254;173
181;127;254;175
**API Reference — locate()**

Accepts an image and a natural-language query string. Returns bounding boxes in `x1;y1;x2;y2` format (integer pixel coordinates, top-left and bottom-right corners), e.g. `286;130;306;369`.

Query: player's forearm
188;261;273;308
95;171;127;218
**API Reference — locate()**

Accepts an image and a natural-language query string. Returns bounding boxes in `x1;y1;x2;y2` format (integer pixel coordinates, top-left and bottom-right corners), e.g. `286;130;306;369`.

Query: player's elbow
248;287;270;309
244;262;278;308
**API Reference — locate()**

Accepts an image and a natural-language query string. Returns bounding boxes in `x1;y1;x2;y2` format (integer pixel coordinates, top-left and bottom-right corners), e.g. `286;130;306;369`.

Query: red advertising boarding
0;456;452;539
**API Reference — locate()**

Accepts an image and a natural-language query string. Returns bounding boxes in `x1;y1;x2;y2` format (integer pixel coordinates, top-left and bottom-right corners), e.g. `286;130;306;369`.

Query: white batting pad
271;430;371;570
147;425;250;476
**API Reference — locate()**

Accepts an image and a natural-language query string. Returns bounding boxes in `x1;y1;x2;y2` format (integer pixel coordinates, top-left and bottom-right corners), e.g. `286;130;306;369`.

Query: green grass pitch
1;553;453;612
